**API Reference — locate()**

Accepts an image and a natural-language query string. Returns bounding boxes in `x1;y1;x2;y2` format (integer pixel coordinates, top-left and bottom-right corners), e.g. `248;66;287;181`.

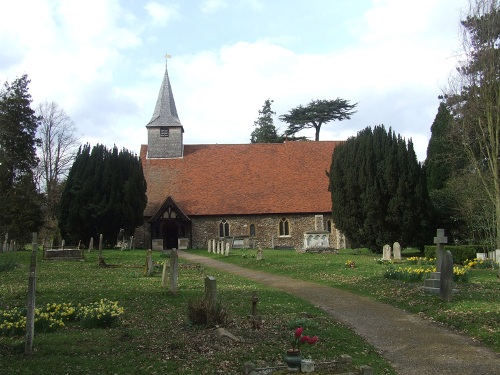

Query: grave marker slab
393;242;401;260
440;250;454;301
170;249;178;294
382;244;391;260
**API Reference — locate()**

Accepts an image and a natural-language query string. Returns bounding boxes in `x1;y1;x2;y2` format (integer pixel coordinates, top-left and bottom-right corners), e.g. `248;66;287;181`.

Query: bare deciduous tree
445;0;500;248
36;101;79;219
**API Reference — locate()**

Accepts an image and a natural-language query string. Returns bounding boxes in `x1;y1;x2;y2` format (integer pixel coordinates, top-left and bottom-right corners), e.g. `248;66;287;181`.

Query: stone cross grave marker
170;249;178;294
434;229;448;272
393;242;401;260
204;276;217;307
440;250;454;301
382;244;391;260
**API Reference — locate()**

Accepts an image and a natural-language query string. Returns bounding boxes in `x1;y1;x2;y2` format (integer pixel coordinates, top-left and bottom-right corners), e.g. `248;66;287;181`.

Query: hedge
424;245;490;264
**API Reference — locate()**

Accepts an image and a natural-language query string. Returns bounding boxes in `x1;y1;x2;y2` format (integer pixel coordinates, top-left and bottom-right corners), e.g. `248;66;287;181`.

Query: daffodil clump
464;258;499;269
0;299;124;336
384;265;470;283
406;256;436;265
77;299;125;328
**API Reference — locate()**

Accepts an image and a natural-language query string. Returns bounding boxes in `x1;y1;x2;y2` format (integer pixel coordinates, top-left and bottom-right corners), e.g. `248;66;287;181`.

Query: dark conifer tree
330;125;430;252
58;144;147;246
0;75;43;244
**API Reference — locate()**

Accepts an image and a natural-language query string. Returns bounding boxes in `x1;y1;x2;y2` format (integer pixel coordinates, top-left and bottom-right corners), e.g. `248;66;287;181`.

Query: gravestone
129;236;134;250
146;249;154;276
434;229;448;272
98;234;104;265
170;249;178;294
207;239;212;253
393;242;401;260
249;291;262;329
440;250;454;301
88;237;94;252
204;276;217;306
161;258;168;288
224;242;230;256
382;244;391;260
256;247;263;261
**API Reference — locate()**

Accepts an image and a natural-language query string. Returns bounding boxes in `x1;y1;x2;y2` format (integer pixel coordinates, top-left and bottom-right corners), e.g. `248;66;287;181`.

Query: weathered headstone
61;239;65;249
25;233;37;355
256;246;264;261
98;234;104;265
169;249;178;293
250;290;262;330
161;258;168;288
224;242;230;256
88;237;94;252
146;249;154;276
129;236;134;250
382;244;391;260
204;276;217;306
434;229;448;272
440;250;454;301
393;242;401;260
207;239;212;253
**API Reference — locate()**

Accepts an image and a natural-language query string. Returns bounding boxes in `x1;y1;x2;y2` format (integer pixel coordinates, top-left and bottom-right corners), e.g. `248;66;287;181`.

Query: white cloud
200;0;228;14
145;1;179;25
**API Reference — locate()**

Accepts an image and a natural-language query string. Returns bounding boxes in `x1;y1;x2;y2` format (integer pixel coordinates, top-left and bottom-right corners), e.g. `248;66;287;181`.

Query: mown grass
0;249;396;375
197;247;500;353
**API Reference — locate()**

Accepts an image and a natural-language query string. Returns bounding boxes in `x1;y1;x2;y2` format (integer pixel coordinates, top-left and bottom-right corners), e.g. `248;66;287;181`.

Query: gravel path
178;251;500;375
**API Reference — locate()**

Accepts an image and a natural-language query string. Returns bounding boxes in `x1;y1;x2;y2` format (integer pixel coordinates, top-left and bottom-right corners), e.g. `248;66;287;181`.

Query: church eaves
146;60;183;130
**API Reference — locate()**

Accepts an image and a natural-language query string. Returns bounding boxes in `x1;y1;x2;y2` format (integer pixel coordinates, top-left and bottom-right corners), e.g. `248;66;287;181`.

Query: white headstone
382;244;391;260
207;239;212;252
393;242;401;260
224;242;230;256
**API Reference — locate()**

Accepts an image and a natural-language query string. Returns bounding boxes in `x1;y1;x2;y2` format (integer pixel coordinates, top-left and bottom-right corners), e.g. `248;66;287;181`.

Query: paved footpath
178;251;500;375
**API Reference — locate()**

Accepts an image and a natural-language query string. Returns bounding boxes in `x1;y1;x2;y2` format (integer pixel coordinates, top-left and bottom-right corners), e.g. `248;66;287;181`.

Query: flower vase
284;349;302;372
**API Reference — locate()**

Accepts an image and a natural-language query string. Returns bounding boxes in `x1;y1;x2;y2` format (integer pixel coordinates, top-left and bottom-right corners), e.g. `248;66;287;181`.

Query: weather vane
165;53;172;59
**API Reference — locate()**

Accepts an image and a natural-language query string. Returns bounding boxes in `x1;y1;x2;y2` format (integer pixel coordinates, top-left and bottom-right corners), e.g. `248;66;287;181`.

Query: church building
135;61;346;251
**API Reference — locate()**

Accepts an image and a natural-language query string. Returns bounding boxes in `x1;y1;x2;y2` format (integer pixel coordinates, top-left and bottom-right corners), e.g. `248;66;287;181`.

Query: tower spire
147;55;183;129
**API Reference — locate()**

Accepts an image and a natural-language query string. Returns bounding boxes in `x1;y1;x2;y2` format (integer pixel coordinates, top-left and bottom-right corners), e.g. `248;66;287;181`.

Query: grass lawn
195;247;500;353
0;249;396;375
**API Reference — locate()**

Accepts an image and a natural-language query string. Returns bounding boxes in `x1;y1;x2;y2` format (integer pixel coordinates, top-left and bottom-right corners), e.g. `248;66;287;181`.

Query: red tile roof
141;141;340;217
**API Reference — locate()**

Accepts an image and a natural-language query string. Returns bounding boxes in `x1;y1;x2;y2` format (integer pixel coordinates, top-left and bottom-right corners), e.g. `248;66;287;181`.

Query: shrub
0;259;18;272
187;297;228;327
424;245;484;264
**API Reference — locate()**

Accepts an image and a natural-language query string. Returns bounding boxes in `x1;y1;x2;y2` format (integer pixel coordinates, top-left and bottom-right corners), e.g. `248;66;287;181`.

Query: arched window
326;219;333;233
279;217;290;236
219;219;230;237
249;224;256;237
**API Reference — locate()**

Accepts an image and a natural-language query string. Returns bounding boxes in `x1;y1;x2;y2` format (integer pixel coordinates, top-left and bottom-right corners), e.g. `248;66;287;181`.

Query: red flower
307;336;318;345
300;335;310;343
294;327;303;338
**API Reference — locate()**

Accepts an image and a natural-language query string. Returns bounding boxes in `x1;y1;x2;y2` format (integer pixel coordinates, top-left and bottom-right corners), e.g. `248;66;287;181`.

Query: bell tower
146;56;184;159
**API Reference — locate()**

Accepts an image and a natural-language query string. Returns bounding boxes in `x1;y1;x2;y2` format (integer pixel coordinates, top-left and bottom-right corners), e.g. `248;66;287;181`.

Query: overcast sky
0;0;469;161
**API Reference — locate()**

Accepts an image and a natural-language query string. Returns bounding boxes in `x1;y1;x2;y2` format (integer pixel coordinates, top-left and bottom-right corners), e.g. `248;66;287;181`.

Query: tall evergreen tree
58;144;147;246
250;99;282;143
0;75;43;244
329;125;430;252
